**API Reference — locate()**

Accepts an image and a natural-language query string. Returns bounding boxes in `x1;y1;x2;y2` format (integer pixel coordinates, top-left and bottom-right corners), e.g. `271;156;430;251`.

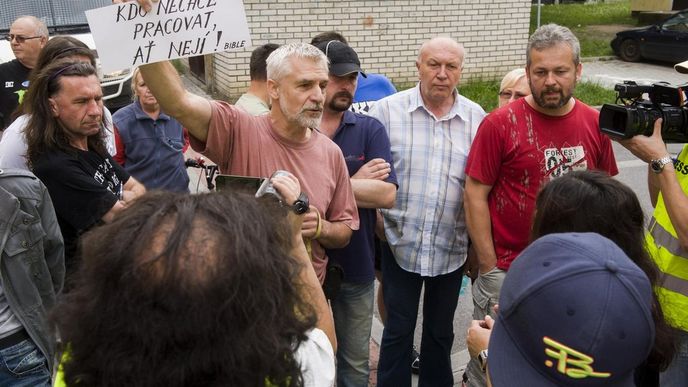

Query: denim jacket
0;169;64;371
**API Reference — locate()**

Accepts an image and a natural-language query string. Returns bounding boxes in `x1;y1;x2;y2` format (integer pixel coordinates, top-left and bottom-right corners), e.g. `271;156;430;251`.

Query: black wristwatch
291;192;309;215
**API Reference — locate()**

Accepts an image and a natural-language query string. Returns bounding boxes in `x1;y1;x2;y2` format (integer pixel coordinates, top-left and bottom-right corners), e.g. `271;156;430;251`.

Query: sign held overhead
86;0;251;73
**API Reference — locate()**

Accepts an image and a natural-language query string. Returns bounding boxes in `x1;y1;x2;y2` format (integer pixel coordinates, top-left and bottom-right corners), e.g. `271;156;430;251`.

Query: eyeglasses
5;35;42;44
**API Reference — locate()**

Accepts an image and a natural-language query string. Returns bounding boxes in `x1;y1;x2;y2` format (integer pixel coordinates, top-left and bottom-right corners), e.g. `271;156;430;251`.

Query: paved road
582;58;686;88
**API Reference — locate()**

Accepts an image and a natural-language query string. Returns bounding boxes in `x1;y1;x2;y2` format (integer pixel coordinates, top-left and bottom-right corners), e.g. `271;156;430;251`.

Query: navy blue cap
316;40;367;78
488;232;655;386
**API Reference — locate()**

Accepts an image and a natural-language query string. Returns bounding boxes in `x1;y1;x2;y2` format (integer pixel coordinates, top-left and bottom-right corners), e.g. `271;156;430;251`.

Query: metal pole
537;0;541;28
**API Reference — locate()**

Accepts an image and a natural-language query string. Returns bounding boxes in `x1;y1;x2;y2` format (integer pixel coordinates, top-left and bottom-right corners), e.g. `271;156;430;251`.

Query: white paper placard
86;0;251;73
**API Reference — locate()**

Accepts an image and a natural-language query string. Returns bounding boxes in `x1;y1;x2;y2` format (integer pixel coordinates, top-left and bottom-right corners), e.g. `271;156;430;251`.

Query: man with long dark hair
24;60;145;280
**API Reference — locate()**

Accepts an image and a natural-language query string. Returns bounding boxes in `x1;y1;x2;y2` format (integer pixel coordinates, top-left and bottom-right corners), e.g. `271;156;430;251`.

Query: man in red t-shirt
463;24;618;387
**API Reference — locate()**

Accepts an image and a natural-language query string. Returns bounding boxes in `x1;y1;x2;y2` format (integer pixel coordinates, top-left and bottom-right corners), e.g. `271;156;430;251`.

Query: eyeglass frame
5;35;43;44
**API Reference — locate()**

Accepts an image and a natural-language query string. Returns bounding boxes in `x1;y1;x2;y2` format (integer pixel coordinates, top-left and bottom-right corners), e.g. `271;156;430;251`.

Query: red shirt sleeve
113;124;126;166
465;115;505;186
182;128;190;153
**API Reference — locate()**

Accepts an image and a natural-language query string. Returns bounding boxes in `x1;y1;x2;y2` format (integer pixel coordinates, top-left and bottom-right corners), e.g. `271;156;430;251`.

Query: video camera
599;81;688;143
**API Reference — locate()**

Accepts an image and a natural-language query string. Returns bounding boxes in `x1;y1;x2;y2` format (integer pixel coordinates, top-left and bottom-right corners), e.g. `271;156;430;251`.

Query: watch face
293;201;309;215
651;157;671;173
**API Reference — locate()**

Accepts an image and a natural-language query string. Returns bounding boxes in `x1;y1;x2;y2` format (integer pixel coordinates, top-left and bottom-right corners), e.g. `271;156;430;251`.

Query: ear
575;62;583;82
49;98;59;117
266;79;279;101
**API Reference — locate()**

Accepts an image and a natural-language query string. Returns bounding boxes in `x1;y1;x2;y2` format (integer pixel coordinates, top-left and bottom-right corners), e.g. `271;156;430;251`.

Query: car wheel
619;39;641;62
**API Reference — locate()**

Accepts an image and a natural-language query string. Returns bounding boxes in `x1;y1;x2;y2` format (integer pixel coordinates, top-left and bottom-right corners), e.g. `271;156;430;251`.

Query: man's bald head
417;36;464;67
9;16;48;68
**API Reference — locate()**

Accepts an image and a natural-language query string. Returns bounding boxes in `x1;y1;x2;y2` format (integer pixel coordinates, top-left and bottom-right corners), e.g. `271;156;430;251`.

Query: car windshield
662;12;688;33
1;0;111;33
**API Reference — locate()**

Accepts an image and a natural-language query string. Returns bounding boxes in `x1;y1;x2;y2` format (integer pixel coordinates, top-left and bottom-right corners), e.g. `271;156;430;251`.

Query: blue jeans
377;244;463;387
660;329;688;387
331;280;374;387
0;338;50;387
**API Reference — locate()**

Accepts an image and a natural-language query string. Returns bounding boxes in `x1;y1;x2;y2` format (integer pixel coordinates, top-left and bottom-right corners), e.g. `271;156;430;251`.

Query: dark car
611;10;688;63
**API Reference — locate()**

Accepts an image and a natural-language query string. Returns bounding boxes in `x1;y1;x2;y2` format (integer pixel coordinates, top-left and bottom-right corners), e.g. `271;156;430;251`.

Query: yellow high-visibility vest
645;144;688;332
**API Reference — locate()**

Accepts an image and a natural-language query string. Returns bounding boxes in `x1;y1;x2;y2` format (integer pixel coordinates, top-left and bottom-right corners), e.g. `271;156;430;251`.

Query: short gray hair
266;42;328;82
14;15;49;37
526;24;580;66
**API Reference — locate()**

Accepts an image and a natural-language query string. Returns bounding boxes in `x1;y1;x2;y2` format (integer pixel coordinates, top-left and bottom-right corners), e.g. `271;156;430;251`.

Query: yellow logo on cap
543;337;611;379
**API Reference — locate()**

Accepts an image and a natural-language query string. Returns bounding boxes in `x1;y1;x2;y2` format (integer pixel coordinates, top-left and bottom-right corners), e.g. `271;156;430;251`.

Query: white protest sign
86;0;251;73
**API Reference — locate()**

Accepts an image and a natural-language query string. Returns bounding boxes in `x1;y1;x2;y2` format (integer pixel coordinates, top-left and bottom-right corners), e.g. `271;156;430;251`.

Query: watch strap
651;155;673;173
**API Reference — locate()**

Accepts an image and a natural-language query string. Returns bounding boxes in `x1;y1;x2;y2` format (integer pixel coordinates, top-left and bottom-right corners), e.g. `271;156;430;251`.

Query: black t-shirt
0;59;30;130
33;147;130;277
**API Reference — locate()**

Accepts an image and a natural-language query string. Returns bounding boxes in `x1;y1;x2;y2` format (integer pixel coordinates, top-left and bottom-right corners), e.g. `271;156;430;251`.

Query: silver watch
478;349;489;372
650;155;673;174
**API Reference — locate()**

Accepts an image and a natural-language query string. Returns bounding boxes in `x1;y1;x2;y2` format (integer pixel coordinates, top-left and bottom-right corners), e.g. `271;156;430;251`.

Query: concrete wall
204;0;531;101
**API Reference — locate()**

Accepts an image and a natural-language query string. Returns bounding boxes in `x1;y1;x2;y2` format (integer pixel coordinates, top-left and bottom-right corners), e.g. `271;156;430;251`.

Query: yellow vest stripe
648;217;688;260
658;272;688;298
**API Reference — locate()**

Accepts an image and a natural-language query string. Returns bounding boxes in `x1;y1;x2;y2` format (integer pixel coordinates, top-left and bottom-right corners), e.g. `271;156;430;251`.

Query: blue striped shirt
369;84;486;276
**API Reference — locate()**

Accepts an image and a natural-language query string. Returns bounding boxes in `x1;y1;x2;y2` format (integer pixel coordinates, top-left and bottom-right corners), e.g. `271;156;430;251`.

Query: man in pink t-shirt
463;24;618;387
137;43;359;283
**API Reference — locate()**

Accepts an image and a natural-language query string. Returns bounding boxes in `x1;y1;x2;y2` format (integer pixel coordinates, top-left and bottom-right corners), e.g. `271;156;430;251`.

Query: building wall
207;0;531;101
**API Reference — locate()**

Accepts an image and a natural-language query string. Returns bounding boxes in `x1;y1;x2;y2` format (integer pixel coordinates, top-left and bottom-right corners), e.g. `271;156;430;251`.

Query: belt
0;329;29;349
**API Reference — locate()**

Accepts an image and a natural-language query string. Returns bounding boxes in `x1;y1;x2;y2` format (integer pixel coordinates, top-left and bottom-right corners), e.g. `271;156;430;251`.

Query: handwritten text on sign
86;0;251;73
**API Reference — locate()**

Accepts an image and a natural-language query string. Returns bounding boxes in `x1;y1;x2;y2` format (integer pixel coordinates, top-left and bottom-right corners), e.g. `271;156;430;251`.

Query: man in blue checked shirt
368;36;486;387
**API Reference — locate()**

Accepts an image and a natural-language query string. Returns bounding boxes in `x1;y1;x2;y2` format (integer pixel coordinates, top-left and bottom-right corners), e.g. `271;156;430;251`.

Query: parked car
1;0;133;111
611;10;688;63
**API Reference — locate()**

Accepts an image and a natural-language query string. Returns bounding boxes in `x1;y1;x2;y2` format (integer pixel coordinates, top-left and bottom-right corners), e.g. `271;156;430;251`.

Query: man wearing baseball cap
614;59;688;385
487;232;655;386
315;39;397;387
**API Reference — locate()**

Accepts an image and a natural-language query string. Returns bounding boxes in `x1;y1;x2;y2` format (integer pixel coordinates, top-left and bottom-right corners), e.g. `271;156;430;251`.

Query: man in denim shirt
0;169;64;386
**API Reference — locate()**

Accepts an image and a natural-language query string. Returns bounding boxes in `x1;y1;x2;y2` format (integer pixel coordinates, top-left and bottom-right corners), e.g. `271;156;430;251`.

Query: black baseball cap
316;40;367;78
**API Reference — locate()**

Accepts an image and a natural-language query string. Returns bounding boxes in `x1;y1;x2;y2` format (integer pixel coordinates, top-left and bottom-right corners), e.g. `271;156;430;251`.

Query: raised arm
618;119;688;249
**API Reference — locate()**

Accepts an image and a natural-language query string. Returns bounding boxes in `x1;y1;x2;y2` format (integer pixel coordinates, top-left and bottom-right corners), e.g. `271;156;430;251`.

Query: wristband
313;209;323;239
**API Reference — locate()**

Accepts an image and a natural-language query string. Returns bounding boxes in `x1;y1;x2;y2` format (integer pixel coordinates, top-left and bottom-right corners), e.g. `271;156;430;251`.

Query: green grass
458;80;501;111
530;0;637;57
459;80;615;112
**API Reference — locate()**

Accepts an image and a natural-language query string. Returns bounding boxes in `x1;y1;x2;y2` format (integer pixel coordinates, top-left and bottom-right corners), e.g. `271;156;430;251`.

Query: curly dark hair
24;60;108;168
52;191;317;387
531;170;677;374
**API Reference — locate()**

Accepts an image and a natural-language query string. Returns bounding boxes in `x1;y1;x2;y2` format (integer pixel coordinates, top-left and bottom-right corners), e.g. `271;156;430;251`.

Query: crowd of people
0;0;686;386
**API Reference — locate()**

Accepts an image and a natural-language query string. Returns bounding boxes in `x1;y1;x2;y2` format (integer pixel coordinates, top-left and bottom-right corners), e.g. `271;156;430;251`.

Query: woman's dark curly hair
531;170;677;373
52;191;316;387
